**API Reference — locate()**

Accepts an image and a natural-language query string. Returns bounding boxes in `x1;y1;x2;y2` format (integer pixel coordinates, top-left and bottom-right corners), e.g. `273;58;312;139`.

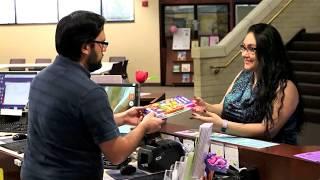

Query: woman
192;23;303;145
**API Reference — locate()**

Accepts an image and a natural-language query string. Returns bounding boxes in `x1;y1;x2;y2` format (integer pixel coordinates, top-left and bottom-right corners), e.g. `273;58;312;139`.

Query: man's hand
122;107;145;126
139;112;164;134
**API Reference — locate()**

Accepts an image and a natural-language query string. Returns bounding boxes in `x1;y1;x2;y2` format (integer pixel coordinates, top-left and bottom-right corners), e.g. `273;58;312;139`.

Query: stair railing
200;0;293;74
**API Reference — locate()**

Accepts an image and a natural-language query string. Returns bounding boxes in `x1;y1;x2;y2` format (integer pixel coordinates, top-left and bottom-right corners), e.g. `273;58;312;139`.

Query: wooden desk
2;123;319;180
0;63;50;71
0;62;114;74
140;92;166;106
0;146;22;180
160;123;320;180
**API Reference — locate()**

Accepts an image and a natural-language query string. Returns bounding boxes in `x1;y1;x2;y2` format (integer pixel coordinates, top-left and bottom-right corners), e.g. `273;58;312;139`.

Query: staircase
287;30;320;124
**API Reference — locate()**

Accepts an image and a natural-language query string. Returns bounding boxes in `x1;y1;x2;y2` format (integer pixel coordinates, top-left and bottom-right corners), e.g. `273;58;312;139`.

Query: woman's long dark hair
247;23;303;137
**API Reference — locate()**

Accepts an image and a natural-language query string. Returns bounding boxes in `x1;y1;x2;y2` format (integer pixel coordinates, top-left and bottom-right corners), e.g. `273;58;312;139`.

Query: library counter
160;123;320;180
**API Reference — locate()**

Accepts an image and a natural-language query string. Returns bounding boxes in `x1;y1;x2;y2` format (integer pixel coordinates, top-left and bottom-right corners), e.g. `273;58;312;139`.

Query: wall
0;0;160;83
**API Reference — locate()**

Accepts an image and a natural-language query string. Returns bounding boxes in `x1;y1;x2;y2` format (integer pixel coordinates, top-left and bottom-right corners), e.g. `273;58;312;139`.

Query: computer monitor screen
0;72;37;110
98;83;139;113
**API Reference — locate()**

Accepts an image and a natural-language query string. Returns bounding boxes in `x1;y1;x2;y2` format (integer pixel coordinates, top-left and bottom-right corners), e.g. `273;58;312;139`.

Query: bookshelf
165;39;194;86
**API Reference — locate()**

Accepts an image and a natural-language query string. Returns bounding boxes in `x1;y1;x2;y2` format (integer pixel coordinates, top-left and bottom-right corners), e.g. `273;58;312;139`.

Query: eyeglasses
240;44;257;54
92;40;109;49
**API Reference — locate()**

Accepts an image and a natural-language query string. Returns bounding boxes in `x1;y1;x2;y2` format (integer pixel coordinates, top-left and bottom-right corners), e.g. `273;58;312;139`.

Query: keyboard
0;116;28;133
0;139;27;154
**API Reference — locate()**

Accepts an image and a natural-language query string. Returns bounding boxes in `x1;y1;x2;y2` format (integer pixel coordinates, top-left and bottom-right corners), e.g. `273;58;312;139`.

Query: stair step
291;60;320;72
295;71;320;84
288;51;320;61
288;41;320;51
298;83;320;96
303;108;320;123
301;33;320;41
302;95;320;109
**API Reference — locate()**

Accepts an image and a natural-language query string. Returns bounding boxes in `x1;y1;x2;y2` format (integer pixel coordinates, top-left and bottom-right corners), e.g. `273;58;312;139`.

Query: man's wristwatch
221;119;228;133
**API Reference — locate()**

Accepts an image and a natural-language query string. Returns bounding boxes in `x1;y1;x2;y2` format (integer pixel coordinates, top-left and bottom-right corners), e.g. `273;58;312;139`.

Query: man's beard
87;51;102;72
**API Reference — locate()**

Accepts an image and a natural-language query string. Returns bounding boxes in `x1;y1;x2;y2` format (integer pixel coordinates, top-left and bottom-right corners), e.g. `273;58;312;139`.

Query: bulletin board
0;0;134;24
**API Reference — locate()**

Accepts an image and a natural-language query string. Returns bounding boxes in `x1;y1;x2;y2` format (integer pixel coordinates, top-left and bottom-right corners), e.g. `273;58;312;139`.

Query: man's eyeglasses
92;40;109;49
240;44;257;54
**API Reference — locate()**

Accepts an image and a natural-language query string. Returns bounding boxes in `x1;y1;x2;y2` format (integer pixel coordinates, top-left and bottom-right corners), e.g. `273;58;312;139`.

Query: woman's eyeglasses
240;44;257;54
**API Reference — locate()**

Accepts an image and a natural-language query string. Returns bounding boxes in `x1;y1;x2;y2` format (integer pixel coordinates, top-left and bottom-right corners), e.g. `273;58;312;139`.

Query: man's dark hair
55;10;105;61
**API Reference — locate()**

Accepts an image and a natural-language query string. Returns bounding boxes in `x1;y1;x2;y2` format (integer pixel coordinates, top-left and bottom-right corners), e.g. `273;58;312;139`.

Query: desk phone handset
103;156;136;175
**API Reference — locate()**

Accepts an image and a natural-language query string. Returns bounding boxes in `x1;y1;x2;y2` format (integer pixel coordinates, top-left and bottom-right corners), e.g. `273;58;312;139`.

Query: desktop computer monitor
0;72;37;112
98;83;140;113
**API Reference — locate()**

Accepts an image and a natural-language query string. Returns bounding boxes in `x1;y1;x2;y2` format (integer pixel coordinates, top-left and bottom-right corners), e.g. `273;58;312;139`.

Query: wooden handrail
209;0;294;72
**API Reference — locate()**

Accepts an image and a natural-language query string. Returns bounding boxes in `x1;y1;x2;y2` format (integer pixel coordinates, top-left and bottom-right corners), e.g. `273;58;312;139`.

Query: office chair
30;58;51;71
108;60;129;81
9;58;26;71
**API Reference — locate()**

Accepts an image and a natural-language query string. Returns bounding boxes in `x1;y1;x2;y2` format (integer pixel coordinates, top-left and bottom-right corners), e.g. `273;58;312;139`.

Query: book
143;96;194;119
209;35;219;46
177;51;187;61
200;36;209;47
191;40;199;48
181;63;191;72
173;64;180;72
182;73;191;83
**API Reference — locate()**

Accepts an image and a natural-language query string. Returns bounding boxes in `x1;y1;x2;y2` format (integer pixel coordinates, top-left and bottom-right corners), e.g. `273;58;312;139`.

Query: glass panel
235;4;257;24
197;5;228;40
164;6;194;37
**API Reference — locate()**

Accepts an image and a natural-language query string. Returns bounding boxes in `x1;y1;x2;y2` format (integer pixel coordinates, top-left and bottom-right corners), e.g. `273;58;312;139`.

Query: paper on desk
175;129;199;137
224;145;239;170
174;129;278;149
118;125;135;134
294;151;320;163
211;133;279;149
140;92;151;96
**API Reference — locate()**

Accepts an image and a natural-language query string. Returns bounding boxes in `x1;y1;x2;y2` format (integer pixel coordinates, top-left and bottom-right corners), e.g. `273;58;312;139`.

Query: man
21;10;164;180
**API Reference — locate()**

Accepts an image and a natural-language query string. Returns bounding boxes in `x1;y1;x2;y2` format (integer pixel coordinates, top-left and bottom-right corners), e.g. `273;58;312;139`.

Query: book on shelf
173;64;180;72
200;36;209;47
181;63;191;72
182;73;191;83
177;51;187;61
191;40;199;48
209;35;219;46
143;96;194;119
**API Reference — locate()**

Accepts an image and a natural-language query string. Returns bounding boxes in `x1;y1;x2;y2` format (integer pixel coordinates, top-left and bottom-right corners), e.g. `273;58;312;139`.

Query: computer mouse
120;164;136;176
12;133;27;141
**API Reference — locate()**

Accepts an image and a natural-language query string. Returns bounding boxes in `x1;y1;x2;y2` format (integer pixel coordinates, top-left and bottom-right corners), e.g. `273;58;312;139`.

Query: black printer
137;139;185;172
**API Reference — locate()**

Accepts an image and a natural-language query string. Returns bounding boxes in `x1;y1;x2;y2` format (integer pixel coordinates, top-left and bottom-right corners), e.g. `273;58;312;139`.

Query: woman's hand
191;111;222;124
192;96;207;114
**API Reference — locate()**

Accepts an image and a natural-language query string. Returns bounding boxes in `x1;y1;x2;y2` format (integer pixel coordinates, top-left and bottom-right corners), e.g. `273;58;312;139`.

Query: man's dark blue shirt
21;55;120;180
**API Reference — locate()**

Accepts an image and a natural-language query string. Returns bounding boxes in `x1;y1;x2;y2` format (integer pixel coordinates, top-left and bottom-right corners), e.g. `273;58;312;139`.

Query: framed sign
102;0;134;22
16;0;58;24
0;0;15;24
